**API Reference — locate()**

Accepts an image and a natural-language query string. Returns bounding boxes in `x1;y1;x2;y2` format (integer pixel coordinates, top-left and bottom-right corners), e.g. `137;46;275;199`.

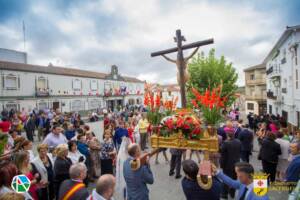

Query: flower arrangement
160;112;202;139
144;92;163;125
191;86;226;125
163;96;178;116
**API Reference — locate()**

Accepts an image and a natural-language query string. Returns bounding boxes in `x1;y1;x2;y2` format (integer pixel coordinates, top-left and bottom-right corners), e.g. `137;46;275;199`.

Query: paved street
31;120;289;200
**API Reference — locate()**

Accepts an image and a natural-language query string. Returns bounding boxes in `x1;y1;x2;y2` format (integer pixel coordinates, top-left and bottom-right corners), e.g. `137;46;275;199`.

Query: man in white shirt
42;125;67;151
87;174;116;200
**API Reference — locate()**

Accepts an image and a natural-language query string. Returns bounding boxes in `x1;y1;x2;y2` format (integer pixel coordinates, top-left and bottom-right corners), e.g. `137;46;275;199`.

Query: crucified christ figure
162;47;199;85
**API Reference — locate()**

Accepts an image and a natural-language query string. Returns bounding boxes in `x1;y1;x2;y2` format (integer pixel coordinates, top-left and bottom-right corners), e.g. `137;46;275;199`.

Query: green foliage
187;49;238;107
201;106;223;125
147;110;163;126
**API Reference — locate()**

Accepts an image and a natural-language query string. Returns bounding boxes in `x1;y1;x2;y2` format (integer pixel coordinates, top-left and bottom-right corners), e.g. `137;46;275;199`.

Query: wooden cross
151;29;213;108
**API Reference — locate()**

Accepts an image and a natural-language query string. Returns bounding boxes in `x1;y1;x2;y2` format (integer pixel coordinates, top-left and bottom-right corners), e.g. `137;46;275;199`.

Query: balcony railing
245;94;266;101
267;90;277;100
282;88;287;93
266;67;273;75
246;78;265;85
36;89;50;97
267;66;281;77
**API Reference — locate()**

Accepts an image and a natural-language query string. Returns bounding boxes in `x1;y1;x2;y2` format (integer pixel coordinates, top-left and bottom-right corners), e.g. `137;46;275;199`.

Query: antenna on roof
22;20;26;52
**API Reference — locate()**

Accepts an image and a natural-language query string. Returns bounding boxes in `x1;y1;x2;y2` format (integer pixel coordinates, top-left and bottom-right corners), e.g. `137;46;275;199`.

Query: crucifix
151;29;213;108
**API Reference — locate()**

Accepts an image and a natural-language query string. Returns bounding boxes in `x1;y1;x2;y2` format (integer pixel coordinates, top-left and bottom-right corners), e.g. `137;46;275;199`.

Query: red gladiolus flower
191;99;198;108
144;93;150;106
150;95;154;110
155;94;161;108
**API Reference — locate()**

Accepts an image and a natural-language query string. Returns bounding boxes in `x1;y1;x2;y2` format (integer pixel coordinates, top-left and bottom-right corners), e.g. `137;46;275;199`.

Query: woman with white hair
32;143;55;200
53;144;72;199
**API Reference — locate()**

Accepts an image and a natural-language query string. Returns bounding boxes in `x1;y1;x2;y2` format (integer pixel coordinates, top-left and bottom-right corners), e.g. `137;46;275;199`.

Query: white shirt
275;138;290;159
68;150;86;164
27;150;35;162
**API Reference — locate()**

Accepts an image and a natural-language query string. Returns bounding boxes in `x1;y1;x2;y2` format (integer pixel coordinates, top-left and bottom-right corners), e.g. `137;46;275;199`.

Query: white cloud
0;0;286;86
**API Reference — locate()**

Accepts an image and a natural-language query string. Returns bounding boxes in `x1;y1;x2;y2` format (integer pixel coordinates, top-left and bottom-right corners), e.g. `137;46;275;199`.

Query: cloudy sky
0;0;299;86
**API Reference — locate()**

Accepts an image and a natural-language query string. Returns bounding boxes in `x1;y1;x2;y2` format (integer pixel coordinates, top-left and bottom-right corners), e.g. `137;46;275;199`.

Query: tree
187;49;238;107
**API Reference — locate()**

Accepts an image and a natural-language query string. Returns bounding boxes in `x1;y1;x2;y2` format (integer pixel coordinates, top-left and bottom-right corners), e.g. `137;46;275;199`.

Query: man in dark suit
217;125;227;142
169;148;183;179
213;162;269;200
181;159;221;200
238;124;254;163
220;129;241;199
123;143;154;200
58;163;89;200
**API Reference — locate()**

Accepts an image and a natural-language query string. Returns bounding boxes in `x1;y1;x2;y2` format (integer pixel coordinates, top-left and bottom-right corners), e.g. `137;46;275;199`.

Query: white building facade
151;84;182;108
0;61;144;113
265;25;300;129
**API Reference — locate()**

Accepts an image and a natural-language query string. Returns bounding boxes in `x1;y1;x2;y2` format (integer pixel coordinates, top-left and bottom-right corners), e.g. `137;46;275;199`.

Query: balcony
267;66;281;78
245;94;266;101
36;88;50;97
267;90;277;100
246;78;265;85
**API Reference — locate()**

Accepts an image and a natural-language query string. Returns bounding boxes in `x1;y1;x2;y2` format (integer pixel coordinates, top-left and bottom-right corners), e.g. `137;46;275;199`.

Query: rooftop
243;63;266;72
0;60;143;83
263;24;300;63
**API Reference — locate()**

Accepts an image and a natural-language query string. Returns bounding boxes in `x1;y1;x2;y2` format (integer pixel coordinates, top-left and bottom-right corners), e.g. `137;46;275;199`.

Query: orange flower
144;93;150;106
155;94;161;108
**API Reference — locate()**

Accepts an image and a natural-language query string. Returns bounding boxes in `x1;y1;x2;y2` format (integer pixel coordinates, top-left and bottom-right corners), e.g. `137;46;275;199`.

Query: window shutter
18;75;20;89
2;75;4;89
81;80;82;89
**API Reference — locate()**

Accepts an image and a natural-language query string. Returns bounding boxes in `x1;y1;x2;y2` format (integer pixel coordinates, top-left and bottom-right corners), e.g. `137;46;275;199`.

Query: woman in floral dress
100;129;116;175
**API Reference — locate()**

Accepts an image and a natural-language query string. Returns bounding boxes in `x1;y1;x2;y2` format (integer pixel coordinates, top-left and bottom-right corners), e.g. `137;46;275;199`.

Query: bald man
123;144;154;200
87;174;116;200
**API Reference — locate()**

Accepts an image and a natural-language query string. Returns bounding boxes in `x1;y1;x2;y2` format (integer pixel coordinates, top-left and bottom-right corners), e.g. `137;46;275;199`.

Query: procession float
143;84;226;190
132;29;219;189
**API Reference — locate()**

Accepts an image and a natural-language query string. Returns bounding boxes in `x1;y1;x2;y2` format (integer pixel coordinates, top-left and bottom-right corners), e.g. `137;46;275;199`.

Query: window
250;74;255;80
4;74;19;90
72;79;82;90
89;99;101;109
282;110;288;122
5;102;19;111
90;80;98;91
247;103;254;110
128;99;135;105
38;101;48;110
269;105;272;114
104;82;112;95
296;69;299;89
168;91;172;96
37;77;47;89
71;100;84;111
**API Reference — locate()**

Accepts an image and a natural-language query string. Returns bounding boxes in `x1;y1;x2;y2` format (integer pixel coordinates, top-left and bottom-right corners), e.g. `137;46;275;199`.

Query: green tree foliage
187;49;238;107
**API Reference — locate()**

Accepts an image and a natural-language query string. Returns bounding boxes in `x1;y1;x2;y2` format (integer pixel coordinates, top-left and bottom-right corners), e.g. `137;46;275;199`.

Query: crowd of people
0;106;300;200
